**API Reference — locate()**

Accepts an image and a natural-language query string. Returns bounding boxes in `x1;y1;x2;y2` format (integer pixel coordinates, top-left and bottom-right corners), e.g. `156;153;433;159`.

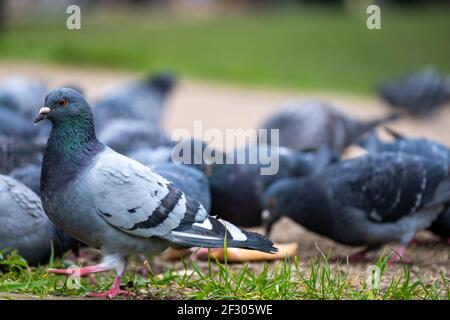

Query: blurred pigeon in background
262;152;450;264
209;145;337;227
92;72;176;131
359;128;450;242
36;88;276;298
377;68;450;117
0;174;80;266
260;99;399;153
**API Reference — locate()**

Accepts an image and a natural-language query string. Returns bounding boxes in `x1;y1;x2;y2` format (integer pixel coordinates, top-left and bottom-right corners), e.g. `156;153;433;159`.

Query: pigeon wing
86;149;208;238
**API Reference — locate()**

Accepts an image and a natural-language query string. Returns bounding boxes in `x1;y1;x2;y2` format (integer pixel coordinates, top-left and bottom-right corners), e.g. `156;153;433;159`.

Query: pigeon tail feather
163;216;278;254
360;113;401;134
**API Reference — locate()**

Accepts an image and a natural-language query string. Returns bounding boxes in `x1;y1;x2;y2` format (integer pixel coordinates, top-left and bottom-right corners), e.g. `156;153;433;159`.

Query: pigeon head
261;178;301;235
34;88;92;125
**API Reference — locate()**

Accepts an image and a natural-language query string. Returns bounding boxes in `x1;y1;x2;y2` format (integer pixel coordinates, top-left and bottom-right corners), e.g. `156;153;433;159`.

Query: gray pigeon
262;152;450;264
260;99;399;153
377;68;450;117
92;72;176;131
36;88;276;298
0;174;80;266
358;129;450;241
151;162;211;212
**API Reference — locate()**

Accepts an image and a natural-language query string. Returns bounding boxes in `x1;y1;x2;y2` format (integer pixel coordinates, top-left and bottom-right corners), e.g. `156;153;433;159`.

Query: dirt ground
0;61;449;298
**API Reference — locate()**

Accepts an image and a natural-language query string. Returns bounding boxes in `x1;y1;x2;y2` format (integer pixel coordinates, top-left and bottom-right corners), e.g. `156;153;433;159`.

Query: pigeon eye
57;99;67;107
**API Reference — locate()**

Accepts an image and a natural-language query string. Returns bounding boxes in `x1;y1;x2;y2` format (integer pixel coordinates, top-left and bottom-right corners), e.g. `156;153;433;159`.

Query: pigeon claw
86;275;134;299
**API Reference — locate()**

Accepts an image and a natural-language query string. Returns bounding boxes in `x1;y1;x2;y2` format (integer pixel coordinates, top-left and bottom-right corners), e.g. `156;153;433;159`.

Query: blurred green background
0;0;449;94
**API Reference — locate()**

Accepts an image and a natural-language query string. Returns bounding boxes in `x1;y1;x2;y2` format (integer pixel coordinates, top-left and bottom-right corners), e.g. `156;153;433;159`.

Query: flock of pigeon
0;67;449;298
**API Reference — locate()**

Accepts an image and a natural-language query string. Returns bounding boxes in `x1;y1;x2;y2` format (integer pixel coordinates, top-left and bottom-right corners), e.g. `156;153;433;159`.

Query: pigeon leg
48;254;124;277
388;245;413;265
85;257;134;299
86;274;134;299
47;264;110;276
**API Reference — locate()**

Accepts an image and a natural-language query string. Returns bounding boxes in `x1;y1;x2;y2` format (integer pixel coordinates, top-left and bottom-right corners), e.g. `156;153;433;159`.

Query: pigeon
92;72;176;130
377;68;450;117
209;145;337;227
151;162;211;212
0;174;80;266
359;129;450;241
262;152;450;263
98;118;171;155
35;88;276;298
259;99;399;153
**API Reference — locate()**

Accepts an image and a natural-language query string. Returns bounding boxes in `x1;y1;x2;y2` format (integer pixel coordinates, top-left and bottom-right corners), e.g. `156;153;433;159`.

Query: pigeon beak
261;209;281;237
34;107;52;124
261;209;273;236
261;209;271;222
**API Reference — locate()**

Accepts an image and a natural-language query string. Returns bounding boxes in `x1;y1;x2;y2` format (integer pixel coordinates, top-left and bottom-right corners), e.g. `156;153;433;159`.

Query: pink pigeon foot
47;264;109;277
86;275;134;299
388;245;413;266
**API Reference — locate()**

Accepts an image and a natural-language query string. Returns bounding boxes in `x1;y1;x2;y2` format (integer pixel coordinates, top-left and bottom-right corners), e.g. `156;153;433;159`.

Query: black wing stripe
125;183;183;230
175;198;201;231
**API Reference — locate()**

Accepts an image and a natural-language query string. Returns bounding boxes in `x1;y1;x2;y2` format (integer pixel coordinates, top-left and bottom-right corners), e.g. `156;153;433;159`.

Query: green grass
1;249;449;300
0;6;449;93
